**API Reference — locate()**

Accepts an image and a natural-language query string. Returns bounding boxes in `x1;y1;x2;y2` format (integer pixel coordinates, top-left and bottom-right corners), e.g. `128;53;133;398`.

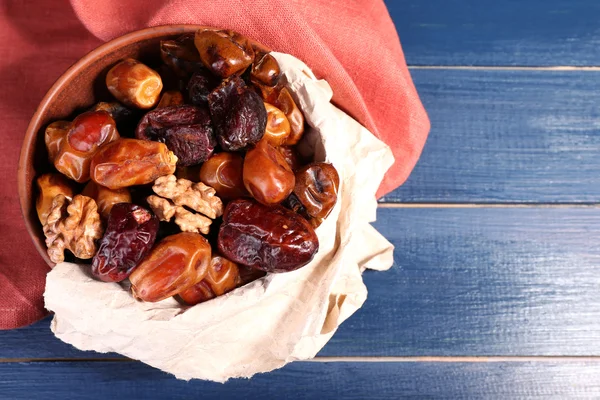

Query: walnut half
43;194;104;263
147;175;223;235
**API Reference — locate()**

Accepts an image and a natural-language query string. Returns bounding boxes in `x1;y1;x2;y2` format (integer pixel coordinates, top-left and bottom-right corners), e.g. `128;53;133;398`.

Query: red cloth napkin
0;0;429;329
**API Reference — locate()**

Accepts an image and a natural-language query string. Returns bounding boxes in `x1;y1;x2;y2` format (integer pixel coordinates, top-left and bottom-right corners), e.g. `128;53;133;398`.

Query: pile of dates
36;28;340;305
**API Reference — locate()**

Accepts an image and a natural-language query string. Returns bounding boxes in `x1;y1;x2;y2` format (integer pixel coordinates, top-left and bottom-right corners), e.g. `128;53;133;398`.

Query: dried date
178;255;241;305
208;76;266;151
218;199;319;273
106;59;163;109
187;69;220;107
199;152;247;200
82;181;132;220
136;104;210;141
91;203;159;282
195;29;254;78
160;33;204;78
90;138;177;189
293;163;340;226
130;232;212;302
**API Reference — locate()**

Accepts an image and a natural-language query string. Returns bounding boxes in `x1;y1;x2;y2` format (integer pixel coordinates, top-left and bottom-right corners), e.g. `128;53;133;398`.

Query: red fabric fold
0;0;428;329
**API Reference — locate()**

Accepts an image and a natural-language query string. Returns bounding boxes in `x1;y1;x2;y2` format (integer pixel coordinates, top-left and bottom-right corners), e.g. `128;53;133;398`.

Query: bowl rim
17;24;209;267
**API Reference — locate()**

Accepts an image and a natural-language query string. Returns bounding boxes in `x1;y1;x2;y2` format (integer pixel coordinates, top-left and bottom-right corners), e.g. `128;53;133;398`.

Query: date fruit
45;121;70;162
156;90;184;108
178;256;241;305
36;173;75;224
130;232;212;302
208;76;267;151
243;139;295;205
106;59;163;109
262;103;291;146
90;138;177;189
92;203;159;282
251;52;281;87
195;29;254;78
264;87;304;145
293;163;340;226
199;152;247;200
277;146;306;172
160;33;203;78
82;181;132;220
54;111;120;183
136;105;216;166
187;69;220;107
91;102;133;123
218;199;319;273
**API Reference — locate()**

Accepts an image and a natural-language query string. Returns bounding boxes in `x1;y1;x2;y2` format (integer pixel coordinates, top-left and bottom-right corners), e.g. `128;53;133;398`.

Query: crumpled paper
44;52;395;382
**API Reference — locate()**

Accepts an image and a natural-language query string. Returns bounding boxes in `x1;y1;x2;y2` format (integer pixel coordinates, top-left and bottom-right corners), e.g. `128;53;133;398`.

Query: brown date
67;111;117;153
218;199;319;273
130;232;212;302
208;76;266;151
106;59;163;109
187;69;220;107
178;255;241;305
251;52;281;87
92;203;159;283
45;121;70;162
243;139;295;205
156;90;184;108
264;86;304;145
199;152;247;200
277;146;306;172
36;173;75;225
160;33;204;78
90;138;177;189
54;111;120;182
293;163;340;226
82;180;132;220
195;29;254;78
262;103;291;146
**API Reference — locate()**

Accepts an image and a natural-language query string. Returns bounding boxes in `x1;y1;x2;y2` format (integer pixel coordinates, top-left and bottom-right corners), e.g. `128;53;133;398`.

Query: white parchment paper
44;52;395;382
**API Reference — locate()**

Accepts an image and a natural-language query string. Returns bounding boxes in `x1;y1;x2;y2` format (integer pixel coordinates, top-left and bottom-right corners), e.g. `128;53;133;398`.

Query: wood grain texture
384;0;600;66
1;361;600;398
381;69;600;203
3;208;600;359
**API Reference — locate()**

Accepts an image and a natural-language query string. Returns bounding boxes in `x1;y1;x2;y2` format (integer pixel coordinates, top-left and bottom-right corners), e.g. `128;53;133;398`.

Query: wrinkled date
263;87;304;145
90;138;178;189
178;255;241;305
82;180;132;220
160;33;204;78
262;102;291;146
136;105;216;166
208;76;266;151
36;173;75;224
130;232;212;302
199;152;247;200
293;163;340;226
53;111;120;182
187;69;220;107
195;29;254;78
243;139;295;205
218;199;319;273
92;203;159;282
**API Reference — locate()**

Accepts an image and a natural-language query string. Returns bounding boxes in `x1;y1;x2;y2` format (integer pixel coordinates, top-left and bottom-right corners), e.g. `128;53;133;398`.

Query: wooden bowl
18;25;207;267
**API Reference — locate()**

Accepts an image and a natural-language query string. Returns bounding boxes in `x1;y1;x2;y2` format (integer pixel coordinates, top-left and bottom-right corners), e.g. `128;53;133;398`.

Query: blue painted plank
385;0;600;66
2;208;600;358
1;361;600;398
382;69;600;203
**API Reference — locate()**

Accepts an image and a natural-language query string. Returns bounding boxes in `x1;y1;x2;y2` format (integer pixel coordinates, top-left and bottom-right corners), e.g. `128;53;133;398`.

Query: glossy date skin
178;255;241;305
160;33;204;78
199;152;247;200
82;181;132;220
91;203;159;282
293;163;340;224
243;139;295;205
208;76;266;151
195;29;254;78
218;199;319;273
53;111;120;183
90;138;177;189
130;232;212;302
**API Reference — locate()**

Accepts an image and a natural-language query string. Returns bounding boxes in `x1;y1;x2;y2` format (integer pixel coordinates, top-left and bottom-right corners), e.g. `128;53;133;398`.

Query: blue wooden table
4;1;600;398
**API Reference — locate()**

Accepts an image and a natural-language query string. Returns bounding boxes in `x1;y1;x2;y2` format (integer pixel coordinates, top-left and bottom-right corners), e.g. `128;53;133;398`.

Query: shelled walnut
147;175;223;234
43;194;104;263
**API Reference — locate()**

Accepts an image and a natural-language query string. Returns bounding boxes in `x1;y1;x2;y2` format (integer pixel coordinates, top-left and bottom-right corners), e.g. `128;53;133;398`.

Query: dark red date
187;69;220;107
218;199;319;273
208;76;266;151
91;203;159;282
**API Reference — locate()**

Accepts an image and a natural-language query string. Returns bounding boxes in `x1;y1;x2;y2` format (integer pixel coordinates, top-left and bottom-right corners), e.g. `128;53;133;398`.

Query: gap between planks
3;356;600;364
408;65;600;71
377;203;600;208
